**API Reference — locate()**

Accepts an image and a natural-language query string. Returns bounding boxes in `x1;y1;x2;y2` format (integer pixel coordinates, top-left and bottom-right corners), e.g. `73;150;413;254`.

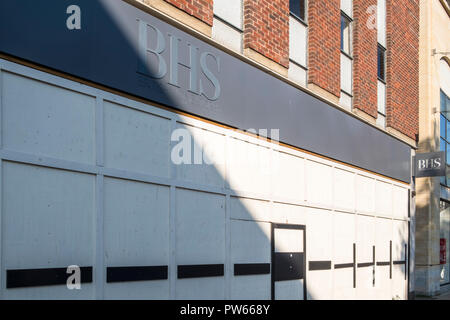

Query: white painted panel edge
96;97;104;167
95;174;104;299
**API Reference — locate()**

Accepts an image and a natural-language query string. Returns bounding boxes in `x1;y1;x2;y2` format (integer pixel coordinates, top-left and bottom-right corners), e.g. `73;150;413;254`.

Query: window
340;13;352;56
290;0;306;22
440;90;450;186
377;44;386;81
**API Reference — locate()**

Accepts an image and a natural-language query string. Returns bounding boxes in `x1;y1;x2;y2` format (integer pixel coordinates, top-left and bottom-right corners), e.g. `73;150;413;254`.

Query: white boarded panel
377;0;386;47
307;208;333;300
375;180;392;217
356;175;375;214
275;280;304;300
341;0;353;18
377;113;386;128
2;72;95;164
175;123;226;188
333;269;354;300
307;208;332;260
334;168;355;211
175;189;225;299
289;16;307;67
288;62;307;87
357;216;375;263
356;215;375;299
376;267;391;300
392;220;407;262
393;186;408;220
176;189;225;263
392;221;407;300
392;264;406;300
103;178;170;299
306;160;332;207
333;212;355;263
212;17;242;53
228;138;270;196
341;53;352;94
104;101;170;177
274;229;303;253
230;197;269;222
375;218;392;262
307;270;333;300
273;152;304;203
3;162;95;299
213;0;242;30
230;220;271;300
378;80;386;114
176;278;225;300
375;217;392;299
340;91;352;111
333;212;356;300
272;203;306;225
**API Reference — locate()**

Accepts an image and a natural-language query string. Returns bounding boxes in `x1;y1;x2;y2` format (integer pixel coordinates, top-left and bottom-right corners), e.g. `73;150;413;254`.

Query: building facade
416;0;450;297
0;0;418;299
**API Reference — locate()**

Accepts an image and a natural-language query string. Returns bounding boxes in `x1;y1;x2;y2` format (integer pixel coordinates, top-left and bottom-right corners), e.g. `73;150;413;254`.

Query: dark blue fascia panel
0;0;412;182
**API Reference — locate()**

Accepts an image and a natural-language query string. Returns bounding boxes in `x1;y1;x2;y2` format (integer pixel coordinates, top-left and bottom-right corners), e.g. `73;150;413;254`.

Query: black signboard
415;151;446;177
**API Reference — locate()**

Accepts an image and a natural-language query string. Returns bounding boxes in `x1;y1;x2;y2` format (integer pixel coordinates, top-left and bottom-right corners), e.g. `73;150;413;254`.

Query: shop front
0;0;413;300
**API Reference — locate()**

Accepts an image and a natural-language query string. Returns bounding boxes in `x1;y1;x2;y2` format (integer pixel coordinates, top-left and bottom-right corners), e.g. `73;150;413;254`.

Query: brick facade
386;0;419;140
143;0;419;142
164;0;213;25
307;0;341;98
243;0;289;68
353;0;378;119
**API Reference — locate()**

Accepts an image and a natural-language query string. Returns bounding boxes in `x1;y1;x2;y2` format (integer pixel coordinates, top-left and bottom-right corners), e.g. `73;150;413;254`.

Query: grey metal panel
0;0;411;182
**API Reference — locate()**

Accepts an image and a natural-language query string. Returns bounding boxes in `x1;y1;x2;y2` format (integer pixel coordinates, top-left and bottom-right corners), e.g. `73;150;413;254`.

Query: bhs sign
415;151;446;177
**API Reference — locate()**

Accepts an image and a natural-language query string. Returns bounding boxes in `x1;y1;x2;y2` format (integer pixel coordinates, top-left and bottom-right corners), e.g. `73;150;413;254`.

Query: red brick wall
164;0;213;26
307;0;341;98
386;0;419;140
243;0;289;68
353;0;378;119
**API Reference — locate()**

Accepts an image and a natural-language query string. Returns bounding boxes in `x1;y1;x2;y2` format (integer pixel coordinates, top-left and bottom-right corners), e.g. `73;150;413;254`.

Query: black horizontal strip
334;263;354;269
234;263;270;276
376;261;391;266
393;260;406;265
357;262;374;268
7;267;92;289
309;261;332;271
178;264;224;279
106;266;168;283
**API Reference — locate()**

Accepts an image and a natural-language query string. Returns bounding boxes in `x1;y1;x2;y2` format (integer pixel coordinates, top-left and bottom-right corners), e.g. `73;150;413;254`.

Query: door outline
271;223;307;300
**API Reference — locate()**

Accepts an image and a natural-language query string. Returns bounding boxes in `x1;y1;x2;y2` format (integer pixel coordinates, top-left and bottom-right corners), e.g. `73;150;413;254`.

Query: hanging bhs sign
415;151;446;177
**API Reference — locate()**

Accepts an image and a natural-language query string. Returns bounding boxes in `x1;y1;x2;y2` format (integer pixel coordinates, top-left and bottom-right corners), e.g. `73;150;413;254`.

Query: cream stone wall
416;0;450;296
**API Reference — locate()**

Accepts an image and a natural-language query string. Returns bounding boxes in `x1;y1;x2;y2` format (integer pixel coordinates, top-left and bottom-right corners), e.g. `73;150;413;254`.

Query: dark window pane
447;142;450;165
377;45;386;81
290;0;300;16
441;114;447;139
299;0;305;20
441;139;447;185
447;118;450;141
447;94;450;113
441;90;447;113
290;0;306;21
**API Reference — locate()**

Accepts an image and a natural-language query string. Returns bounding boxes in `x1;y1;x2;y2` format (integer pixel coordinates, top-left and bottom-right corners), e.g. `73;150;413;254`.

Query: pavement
415;291;450;300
